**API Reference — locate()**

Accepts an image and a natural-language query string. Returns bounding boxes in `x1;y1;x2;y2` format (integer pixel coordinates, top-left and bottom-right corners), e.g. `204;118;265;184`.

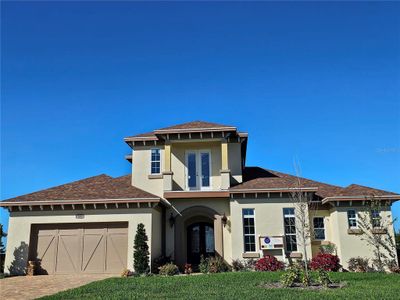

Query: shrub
348;257;370;272
199;255;209;274
121;268;133;277
199;256;231;273
133;223;150;274
159;263;179;276
319;243;337;255
280;264;301;287
317;269;332;287
184;263;192;275
152;255;172;274
386;259;400;273
243;258;257;271
310;253;340;271
232;259;245;272
255;255;284;272
208;256;231;273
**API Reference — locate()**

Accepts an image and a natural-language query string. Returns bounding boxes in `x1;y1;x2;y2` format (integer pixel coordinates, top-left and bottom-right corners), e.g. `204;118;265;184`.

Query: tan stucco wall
132;141;243;194
230;197;312;263
309;209;333;256
165;198;232;264
4;208;159;275
131;145;165;197
329;206;397;269
170;142;222;191
228;142;243;185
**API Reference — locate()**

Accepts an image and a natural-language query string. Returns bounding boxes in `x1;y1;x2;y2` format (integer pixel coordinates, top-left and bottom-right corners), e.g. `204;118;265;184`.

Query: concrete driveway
0;274;115;299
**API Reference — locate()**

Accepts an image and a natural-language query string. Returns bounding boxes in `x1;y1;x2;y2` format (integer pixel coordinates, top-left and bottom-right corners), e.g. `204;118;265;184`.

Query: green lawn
42;272;400;300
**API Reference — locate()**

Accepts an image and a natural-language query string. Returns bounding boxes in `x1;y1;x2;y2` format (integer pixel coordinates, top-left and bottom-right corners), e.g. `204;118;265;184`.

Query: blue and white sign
259;236;284;250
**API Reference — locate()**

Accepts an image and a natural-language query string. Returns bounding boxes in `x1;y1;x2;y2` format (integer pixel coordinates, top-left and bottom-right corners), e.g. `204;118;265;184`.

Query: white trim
242;208;256;253
347;209;358;229
150;148;162;175
313;216;326;240
184;149;212;191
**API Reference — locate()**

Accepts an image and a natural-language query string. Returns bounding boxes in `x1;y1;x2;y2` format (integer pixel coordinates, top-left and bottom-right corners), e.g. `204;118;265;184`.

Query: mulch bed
263;281;347;290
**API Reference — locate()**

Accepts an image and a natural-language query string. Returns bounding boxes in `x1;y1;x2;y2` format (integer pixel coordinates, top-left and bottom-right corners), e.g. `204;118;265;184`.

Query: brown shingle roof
230;167;399;199
1;174;159;205
125;121;238;141
338;184;397;197
230;167;343;198
155;121;236;132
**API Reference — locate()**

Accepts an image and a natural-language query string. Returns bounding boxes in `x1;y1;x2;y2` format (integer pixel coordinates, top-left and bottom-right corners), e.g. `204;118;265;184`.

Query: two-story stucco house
1;121;399;275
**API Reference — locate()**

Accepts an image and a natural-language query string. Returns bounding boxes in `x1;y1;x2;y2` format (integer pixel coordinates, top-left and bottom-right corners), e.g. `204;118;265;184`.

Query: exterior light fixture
169;213;175;227
221;213;227;227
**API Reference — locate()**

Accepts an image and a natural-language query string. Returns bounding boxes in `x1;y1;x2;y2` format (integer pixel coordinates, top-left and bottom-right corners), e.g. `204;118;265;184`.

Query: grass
42;272;400;300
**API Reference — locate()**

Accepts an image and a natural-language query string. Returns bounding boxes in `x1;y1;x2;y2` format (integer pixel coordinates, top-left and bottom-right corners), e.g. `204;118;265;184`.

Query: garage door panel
56;232;81;274
82;234;105;273
30;222;128;275
106;233;128;272
35;234;56;275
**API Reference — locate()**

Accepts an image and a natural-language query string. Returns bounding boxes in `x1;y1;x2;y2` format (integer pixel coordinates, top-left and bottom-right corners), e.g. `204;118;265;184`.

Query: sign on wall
259;236;284;250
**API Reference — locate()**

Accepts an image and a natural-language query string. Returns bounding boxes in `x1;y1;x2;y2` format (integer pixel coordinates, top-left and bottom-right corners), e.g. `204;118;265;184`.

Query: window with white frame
371;210;381;228
283;208;297;252
150;148;161;174
242;209;256;252
313;217;325;240
347;209;358;228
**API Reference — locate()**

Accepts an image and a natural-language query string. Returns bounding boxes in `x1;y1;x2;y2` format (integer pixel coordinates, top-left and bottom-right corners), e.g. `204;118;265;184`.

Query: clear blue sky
1;2;399;234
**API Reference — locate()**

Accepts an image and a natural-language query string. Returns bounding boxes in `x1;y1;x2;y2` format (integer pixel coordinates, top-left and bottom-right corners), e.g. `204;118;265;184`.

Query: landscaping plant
133;223;150;274
0;224;6;274
348;257;370;272
255;255;284;271
158;263;179;276
310;253;340;271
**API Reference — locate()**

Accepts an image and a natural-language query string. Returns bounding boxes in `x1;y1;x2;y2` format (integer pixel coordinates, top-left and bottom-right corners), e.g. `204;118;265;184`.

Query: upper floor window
150;148;161;174
371;210;381;228
313;217;325;240
347;209;358;229
283;208;297;252
242;209;256;252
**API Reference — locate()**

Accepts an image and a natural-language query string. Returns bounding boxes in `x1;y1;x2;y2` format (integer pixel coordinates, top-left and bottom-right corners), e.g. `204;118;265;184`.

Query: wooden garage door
29;222;128;274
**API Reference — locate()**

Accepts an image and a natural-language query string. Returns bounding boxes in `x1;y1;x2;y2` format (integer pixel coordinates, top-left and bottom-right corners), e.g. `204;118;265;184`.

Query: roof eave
321;195;400;204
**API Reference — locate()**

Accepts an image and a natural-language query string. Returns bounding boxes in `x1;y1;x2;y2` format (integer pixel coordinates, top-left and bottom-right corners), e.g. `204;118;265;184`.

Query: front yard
42;272;400;299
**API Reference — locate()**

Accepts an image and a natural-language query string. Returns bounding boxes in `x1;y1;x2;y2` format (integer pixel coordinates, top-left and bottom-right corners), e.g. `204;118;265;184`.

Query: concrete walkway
0;274;115;299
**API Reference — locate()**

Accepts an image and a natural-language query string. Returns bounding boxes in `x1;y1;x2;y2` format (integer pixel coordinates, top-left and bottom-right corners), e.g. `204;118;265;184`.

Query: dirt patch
263;281;347;290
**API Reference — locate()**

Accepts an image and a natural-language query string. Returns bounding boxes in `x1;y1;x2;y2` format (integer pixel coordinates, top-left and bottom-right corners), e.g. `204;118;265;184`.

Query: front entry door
186;150;211;190
187;222;215;264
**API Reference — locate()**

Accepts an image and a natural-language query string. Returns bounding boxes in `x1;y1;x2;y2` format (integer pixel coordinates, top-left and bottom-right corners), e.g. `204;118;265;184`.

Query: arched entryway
174;206;224;267
187;222;215;264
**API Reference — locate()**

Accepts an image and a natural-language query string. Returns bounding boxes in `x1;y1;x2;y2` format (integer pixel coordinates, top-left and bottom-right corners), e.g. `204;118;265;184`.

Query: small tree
288;162;317;285
133;223;150;274
0;224;7;274
357;198;398;272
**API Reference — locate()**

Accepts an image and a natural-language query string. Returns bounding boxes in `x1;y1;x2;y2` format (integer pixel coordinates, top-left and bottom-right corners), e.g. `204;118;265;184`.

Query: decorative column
163;142;173;191
220;139;231;190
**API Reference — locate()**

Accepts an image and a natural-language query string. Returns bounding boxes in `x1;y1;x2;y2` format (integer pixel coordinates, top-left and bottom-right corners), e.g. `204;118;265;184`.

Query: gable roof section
230;167;342;198
0;174;160;206
231;167;399;201
154;121;236;133
125;121;238;141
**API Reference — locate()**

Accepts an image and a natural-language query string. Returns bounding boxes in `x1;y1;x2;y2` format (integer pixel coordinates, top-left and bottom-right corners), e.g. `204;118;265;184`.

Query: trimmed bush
199;255;231;273
348;257;369;272
255;255;284;272
159;263;179;276
152;255;172;274
133;223;150;274
310;253;340;271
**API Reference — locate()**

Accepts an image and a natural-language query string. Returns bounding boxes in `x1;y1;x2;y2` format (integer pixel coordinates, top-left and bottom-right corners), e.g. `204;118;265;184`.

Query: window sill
242;252;260;259
289;252;303;259
347;228;362;235
372;228;387;234
148;174;163;179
